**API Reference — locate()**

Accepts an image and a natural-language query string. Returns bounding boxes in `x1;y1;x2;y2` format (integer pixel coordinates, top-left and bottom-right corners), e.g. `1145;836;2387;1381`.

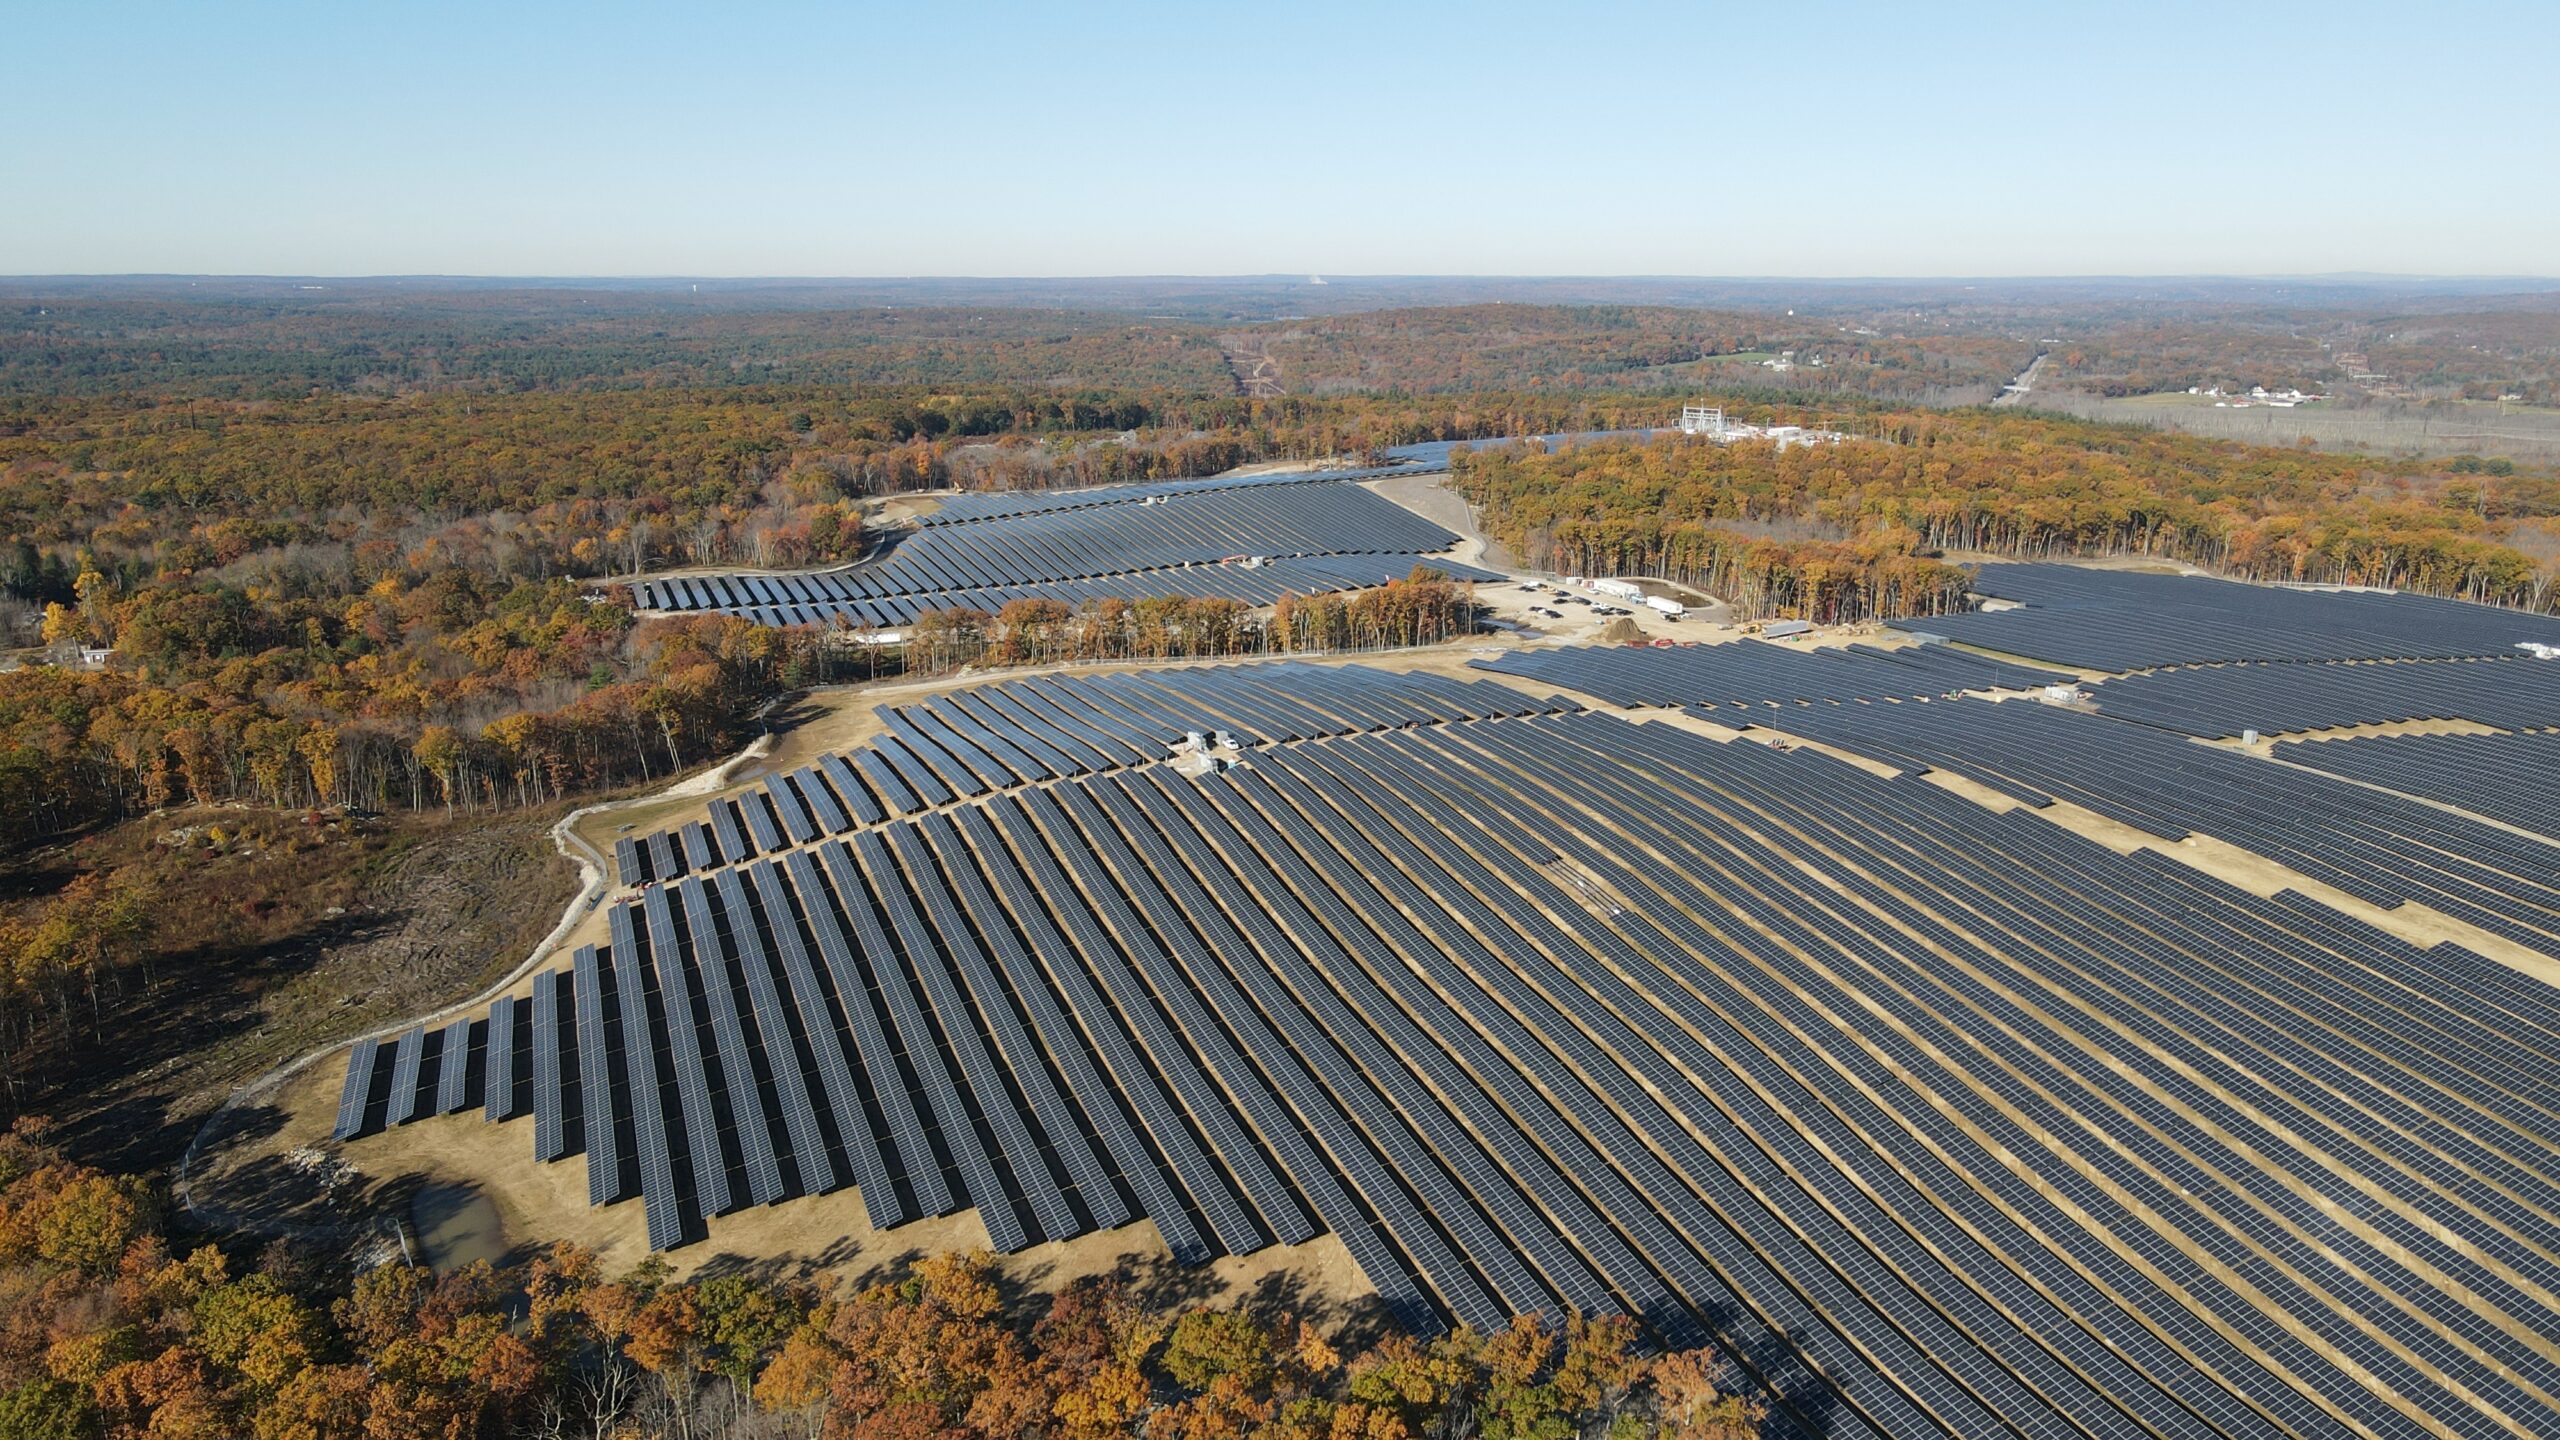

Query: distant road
1993;351;2049;407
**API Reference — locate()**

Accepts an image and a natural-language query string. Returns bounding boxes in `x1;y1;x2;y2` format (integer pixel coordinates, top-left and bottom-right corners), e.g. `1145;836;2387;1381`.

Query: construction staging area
315;532;2560;1437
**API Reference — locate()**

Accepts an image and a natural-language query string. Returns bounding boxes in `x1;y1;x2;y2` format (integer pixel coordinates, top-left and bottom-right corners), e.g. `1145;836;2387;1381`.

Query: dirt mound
1599;616;1645;644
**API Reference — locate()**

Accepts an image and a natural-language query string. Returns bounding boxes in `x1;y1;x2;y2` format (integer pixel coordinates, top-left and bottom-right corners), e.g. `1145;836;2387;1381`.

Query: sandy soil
232;1037;1377;1320
1360;472;1517;571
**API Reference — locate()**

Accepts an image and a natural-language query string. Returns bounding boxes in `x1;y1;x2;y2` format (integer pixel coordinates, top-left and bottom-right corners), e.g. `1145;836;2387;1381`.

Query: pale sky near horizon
6;0;2554;278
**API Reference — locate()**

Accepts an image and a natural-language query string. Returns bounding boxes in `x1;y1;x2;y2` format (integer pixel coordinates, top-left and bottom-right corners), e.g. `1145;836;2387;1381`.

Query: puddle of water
410;1183;507;1271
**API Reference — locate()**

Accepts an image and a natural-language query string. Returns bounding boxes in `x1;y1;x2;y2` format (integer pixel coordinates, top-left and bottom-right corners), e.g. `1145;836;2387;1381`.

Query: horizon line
10;271;2560;286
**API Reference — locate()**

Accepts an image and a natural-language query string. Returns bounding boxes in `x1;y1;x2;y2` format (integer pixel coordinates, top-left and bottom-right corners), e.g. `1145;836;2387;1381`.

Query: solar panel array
1893;563;2560;669
2087;655;2560;737
334;654;2560;1439
2277;729;2560;839
921;459;1436;527
1764;696;2560;956
631;482;1494;629
1471;637;2070;709
911;429;1660;528
614;662;1575;883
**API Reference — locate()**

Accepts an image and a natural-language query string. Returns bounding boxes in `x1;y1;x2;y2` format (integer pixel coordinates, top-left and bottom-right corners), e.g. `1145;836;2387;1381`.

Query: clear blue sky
6;0;2554;277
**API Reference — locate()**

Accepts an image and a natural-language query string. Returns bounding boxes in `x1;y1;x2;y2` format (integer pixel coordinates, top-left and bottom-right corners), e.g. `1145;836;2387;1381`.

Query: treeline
0;388;1676;587
0;562;1479;855
0;601;810;850
0;1118;1766;1440
1449;415;2560;621
1;373;1621;859
901;576;1479;674
0;875;153;1104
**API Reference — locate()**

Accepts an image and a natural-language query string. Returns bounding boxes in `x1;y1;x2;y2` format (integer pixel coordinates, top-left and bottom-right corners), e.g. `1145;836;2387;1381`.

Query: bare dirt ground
223;1030;1381;1323
1216;334;1287;399
1360;472;1518;571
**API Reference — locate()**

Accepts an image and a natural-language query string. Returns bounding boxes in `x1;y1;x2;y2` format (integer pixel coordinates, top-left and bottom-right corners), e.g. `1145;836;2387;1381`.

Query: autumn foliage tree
1451;420;2560;623
0;1124;1764;1440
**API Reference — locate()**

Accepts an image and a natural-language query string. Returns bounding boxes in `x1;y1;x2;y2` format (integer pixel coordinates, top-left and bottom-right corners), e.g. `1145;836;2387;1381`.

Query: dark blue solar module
635;478;1497;629
1894;562;2560;668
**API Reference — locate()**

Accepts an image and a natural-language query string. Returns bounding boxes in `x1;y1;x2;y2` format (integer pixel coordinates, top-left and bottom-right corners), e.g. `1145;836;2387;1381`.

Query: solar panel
782;847;956;1217
674;877;785;1207
299;651;2560;1436
572;943;625;1198
608;906;686;1250
484;996;519;1122
435;1015;474;1114
824;836;1023;1248
708;869;838;1198
639;884;735;1219
385;1026;427;1126
334;1036;381;1141
530;970;573;1162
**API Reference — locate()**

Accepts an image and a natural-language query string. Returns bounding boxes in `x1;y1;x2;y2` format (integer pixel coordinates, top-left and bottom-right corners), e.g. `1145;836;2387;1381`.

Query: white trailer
1645;596;1686;617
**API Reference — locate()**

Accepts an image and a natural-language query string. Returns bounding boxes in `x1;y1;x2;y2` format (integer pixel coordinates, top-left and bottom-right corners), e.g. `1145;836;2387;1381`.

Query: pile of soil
1599;616;1645;644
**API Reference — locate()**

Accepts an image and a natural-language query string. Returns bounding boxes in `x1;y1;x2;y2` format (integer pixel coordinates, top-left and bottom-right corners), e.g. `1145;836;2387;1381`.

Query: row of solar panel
1469;636;2072;709
918;429;1662;527
634;483;1463;615
1895;563;2560;669
2276;728;2560;839
1759;696;2560;957
922;460;1436;527
1331;723;2239;1440
366;717;1854;1359
638;551;1502;631
2085;654;2560;738
333;998;531;1142
614;662;1578;884
1349;713;2560;1440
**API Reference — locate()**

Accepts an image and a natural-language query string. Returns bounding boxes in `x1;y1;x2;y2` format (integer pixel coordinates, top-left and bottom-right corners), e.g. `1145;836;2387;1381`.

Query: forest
0;1118;1767;1440
0;375;1677;862
1449;414;2560;622
1220;306;2032;406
